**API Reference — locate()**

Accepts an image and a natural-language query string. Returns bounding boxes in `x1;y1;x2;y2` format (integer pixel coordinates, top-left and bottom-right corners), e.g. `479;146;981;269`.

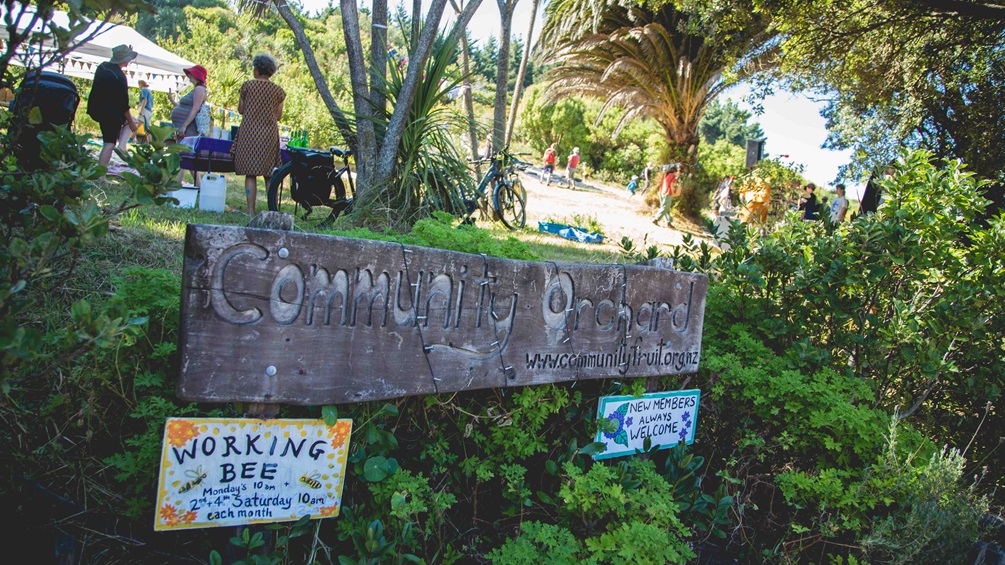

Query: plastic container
199;174;227;212
167;186;199;209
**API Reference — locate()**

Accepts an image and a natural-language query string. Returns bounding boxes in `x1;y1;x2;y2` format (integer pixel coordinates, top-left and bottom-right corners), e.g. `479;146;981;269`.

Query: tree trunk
340;0;380;195
411;0;422;54
504;0;537;146
450;0;483;176
372;0;484;190
370;0;388;114
272;0;355;149
492;0;518;150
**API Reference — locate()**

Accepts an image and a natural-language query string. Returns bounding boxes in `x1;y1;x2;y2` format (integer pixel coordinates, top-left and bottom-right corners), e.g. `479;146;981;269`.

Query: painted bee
299;471;323;489
178;466;207;494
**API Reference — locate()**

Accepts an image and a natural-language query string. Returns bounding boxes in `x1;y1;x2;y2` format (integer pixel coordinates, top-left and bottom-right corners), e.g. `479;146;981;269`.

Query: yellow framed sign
154;418;352;531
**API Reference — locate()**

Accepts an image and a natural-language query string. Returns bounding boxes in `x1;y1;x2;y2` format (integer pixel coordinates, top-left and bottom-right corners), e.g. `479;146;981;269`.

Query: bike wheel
267;163;349;229
493;178;526;230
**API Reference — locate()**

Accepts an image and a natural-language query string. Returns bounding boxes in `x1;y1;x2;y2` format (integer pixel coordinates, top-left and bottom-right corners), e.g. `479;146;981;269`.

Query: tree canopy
537;0;775;165
698;98;764;147
764;0;1005;204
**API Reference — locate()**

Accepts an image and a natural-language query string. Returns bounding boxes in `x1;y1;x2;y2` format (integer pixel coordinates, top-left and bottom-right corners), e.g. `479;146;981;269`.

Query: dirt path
517;167;707;258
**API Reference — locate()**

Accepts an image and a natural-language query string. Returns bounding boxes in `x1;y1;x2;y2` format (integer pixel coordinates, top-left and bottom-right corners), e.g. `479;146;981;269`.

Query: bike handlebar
285;144;352;159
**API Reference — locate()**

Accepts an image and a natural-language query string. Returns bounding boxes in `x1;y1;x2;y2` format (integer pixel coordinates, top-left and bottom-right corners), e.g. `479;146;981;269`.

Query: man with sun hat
87;44;139;169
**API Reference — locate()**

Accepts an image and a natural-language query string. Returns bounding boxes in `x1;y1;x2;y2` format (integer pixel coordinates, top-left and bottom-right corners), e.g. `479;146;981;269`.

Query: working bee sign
154;418;352;531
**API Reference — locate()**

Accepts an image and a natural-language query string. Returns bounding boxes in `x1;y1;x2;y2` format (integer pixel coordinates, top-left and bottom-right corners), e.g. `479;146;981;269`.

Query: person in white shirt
830;184;849;223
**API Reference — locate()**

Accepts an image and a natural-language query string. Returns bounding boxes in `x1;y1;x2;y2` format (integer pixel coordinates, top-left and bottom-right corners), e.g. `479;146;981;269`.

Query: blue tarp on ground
538;221;605;244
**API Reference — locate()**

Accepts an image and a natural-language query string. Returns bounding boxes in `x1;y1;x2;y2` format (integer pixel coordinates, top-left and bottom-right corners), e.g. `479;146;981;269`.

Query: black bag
290;149;335;206
11;71;80;170
11;71;80;129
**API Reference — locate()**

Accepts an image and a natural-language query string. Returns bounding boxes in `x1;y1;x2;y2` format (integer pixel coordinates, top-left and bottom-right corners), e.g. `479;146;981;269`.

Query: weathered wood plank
178;224;708;405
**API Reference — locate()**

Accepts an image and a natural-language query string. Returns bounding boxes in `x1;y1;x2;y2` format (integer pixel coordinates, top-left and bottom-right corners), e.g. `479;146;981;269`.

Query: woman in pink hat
167;65;208;140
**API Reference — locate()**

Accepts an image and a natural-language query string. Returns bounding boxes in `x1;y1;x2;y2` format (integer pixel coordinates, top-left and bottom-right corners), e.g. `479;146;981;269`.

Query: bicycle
454;147;529;230
266;145;354;227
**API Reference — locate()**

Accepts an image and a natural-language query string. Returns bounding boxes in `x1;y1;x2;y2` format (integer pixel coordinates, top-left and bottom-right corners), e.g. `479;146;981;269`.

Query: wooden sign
593;389;701;460
154;418;352;531
178;224;708;405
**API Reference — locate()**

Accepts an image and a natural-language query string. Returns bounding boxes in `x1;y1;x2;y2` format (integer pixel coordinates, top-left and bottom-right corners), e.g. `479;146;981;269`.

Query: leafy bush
489;459;696;564
685;149;1002;560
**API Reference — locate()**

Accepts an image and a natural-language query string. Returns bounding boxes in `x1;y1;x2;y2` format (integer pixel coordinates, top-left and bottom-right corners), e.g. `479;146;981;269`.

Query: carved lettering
543;272;573;331
269;264;304;325
210;243;268;325
352;269;390;328
181;227;708;406
307;267;350;327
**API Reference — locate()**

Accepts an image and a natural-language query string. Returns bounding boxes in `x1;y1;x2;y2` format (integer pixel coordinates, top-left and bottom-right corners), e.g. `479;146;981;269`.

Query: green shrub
490;459;695;564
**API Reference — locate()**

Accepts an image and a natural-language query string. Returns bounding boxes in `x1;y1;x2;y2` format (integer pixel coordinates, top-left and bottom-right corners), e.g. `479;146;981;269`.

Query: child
627;175;639;196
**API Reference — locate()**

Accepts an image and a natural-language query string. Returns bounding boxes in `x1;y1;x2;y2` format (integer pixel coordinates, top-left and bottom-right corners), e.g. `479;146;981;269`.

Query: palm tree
538;0;776;167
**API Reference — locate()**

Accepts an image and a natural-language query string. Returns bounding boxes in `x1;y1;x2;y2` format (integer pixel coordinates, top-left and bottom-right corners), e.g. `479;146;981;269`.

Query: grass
96;173;630;275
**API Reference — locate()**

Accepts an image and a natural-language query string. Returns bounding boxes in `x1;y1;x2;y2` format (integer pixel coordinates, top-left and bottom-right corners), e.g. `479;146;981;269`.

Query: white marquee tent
1;5;195;93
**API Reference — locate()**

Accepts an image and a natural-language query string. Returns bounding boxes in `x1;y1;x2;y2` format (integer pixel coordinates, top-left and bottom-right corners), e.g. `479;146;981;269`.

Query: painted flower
678;428;688;441
681;410;691;423
603;410;624;439
166;419;200;448
317;503;341;517
329;420;352;449
160;504;180;526
179;510;198;524
602;403;630;447
625;417;633;427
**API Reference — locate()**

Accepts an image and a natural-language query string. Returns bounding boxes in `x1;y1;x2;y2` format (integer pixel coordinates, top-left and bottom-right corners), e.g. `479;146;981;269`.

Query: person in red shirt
541;142;557;185
652;165;679;226
566;147;580;188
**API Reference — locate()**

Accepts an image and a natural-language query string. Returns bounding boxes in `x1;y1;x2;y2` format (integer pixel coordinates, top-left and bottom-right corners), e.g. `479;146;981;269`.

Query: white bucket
167;186;199;209
199;174;227;212
210;125;223;139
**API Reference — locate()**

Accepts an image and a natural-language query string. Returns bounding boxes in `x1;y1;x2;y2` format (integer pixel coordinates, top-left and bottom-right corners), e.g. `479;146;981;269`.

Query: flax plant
372;30;476;225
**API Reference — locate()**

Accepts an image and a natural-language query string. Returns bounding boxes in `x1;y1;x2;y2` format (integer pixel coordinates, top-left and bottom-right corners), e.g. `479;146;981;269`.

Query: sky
299;0;858;195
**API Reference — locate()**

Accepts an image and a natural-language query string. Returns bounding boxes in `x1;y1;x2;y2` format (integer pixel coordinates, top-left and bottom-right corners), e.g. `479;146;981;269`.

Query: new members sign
593;390;700;460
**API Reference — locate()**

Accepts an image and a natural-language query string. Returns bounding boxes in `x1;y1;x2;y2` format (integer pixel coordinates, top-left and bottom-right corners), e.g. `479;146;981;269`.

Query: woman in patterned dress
233;54;285;215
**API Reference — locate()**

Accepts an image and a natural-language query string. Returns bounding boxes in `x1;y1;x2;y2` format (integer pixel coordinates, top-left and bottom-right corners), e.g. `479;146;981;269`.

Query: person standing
481;134;494;160
627;175;639;196
830;183;849;223
566;147;580;189
168;65;208;141
134;79;153;143
652;165;678;226
232;54;286;216
798;183;819;220
714;175;733;216
541;142;557;185
168;65;208;186
86;44;138;169
642;162;653;191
